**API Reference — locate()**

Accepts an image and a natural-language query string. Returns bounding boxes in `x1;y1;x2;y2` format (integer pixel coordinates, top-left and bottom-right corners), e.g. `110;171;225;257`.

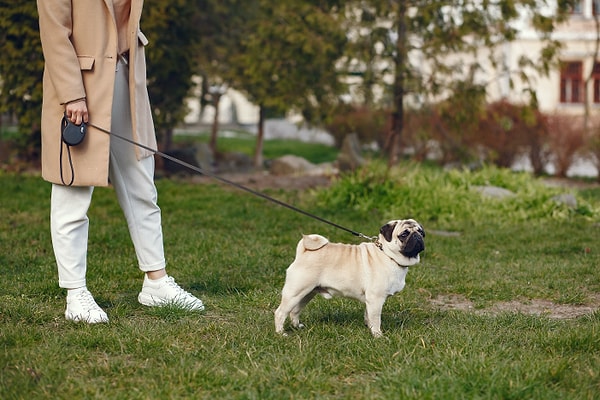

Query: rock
193;142;215;171
162;147;203;175
473;185;515;199
337;133;365;171
217;151;253;173
552;193;577;208
162;143;215;175
269;155;316;176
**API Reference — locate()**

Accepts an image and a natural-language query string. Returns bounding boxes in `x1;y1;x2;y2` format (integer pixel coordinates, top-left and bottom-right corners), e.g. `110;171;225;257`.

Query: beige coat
37;0;156;186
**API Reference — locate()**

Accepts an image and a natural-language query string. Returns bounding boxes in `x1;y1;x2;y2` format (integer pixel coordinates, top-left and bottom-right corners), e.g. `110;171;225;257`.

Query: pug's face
379;219;425;261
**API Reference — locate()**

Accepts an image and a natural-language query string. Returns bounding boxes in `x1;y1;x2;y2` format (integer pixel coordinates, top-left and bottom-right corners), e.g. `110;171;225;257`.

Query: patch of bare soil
430;293;600;319
542;177;600;189
187;171;333;191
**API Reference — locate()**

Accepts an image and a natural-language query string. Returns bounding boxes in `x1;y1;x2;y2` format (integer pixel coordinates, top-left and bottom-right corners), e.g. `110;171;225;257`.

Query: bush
325;105;388;148
585;116;600;181
544;114;586;177
327;99;587;178
402;107;444;162
476;101;547;170
316;161;596;230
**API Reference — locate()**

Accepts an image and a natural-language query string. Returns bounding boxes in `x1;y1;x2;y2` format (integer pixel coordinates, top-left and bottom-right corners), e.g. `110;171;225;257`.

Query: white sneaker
65;288;109;323
138;275;204;311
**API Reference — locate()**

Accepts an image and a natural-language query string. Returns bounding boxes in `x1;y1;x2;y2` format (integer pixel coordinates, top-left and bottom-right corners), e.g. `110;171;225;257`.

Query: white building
481;0;600;114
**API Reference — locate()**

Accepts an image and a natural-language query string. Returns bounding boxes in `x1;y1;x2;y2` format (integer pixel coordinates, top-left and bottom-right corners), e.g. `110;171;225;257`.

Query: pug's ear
380;221;398;242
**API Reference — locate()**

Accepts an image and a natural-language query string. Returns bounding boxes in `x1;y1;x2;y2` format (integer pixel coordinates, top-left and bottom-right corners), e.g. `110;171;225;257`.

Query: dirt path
187;171;333;191
429;293;600;319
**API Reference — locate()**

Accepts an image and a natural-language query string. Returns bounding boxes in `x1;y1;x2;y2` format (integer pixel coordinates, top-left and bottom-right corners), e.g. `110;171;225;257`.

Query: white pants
51;58;165;289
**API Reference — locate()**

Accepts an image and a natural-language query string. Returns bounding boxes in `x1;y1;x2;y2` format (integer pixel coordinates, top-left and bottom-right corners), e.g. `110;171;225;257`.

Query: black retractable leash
61;118;376;241
59;113;87;186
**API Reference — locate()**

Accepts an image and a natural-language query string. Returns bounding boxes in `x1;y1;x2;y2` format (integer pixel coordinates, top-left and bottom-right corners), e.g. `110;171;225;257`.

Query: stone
473;185;515;199
337;133;365;171
269;155;316;176
552;193;577;208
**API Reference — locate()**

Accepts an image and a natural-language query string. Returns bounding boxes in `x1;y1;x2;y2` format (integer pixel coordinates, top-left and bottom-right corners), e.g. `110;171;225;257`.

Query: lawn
1;160;599;399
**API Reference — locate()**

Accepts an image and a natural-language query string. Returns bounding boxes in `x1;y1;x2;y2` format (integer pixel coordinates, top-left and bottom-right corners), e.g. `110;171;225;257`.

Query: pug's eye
399;230;410;239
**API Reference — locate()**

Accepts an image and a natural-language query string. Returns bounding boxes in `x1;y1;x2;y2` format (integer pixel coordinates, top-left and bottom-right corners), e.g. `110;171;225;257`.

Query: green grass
1;163;600;399
174;131;339;164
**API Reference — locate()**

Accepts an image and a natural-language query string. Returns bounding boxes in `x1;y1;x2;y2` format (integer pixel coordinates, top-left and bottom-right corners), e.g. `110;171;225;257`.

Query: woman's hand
65;99;88;125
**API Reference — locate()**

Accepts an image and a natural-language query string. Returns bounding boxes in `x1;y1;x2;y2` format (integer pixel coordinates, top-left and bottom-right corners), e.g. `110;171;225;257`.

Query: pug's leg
365;295;386;338
289;291;316;329
274;298;292;334
275;285;315;334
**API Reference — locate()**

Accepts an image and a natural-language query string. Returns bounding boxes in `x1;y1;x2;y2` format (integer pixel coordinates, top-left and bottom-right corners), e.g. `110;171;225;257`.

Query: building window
560;61;583;104
571;0;600;15
594;62;600;103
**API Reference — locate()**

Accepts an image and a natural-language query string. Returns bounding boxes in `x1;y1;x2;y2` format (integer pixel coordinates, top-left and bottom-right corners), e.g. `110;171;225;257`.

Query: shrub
581;115;600;181
325;100;588;179
325;105;388;148
476;101;533;168
402;107;444;162
544;114;586;177
316;161;596;230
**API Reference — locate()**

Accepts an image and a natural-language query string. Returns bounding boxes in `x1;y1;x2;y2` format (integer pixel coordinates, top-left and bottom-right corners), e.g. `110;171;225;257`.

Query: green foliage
143;0;202;145
317;161;598;230
0;1;43;158
229;0;347;122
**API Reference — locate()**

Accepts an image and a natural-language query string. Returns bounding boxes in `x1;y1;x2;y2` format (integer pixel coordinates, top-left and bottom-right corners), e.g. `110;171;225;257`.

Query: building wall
496;1;600;115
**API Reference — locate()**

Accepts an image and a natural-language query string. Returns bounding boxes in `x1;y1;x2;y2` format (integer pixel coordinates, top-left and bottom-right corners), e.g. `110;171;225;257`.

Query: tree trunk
253;105;265;169
162;127;173;152
209;92;222;161
388;0;407;167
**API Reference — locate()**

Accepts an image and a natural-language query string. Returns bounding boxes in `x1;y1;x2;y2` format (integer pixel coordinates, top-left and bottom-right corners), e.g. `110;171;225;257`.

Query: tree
227;0;347;167
192;0;250;161
340;0;576;166
142;0;202;150
0;1;44;161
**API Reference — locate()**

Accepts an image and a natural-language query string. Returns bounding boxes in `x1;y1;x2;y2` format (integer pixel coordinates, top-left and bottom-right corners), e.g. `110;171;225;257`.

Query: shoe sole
138;292;204;311
65;312;109;324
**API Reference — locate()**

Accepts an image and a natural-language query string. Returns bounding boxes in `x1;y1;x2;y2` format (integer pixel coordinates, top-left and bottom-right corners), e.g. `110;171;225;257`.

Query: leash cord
88;122;376;241
59;138;75;186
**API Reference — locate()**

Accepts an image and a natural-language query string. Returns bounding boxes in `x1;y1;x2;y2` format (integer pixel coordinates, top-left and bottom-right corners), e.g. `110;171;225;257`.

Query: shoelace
163;277;195;299
75;290;102;311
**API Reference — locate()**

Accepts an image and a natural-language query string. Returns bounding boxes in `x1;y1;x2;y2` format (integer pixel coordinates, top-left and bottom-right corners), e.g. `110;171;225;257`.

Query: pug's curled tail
300;234;329;251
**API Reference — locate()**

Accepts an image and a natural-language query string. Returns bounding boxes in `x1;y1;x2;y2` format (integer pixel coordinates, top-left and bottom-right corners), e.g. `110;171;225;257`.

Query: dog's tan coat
275;219;424;337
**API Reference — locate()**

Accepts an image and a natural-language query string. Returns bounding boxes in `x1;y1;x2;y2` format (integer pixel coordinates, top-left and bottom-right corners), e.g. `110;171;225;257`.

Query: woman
37;0;204;323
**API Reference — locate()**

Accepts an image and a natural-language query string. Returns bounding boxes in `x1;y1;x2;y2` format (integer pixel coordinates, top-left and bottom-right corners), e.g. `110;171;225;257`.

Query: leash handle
88;122;376;241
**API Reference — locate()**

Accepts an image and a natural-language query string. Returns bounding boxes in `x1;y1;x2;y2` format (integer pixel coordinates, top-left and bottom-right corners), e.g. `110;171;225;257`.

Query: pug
275;219;425;337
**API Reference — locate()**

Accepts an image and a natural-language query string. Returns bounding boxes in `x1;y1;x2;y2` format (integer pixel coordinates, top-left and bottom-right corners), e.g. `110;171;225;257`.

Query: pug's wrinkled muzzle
402;233;425;259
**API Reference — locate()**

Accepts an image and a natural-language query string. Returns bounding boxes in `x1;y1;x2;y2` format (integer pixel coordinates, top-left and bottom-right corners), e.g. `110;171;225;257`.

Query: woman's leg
108;57;203;311
51;184;108;323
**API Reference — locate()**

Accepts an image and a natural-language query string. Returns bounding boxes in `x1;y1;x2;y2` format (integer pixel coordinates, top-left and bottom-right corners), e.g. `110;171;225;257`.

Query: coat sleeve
37;0;86;105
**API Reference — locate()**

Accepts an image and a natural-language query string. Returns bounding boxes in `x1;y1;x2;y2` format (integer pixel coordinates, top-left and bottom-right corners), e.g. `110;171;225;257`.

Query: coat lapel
103;0;116;26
